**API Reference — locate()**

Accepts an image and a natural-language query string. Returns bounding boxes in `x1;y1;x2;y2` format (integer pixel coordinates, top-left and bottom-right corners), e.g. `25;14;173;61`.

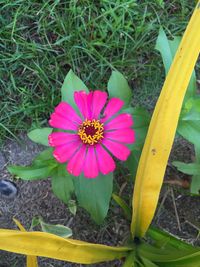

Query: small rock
0;151;6;170
0;179;18;199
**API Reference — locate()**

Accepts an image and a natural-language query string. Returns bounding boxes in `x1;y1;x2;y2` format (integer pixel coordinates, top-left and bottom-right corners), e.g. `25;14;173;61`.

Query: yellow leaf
13;218;26;232
131;1;200;238
13;219;38;267
27;257;39;267
0;229;131;264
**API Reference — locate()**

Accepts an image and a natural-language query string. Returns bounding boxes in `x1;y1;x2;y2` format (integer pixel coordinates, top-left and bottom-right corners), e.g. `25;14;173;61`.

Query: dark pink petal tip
96;144;116;175
102;98;124;122
102;139;131;161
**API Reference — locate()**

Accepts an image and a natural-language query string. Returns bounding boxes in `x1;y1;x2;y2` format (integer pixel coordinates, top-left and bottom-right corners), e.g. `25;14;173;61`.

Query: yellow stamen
78;119;104;145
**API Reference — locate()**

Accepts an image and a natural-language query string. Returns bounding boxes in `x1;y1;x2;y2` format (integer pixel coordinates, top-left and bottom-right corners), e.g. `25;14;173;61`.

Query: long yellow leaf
13;219;39;267
26;257;39;267
0;229;131;264
131;1;200;238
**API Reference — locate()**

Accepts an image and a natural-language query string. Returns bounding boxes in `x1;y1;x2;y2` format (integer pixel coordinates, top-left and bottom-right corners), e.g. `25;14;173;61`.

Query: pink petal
48;132;79;147
53;141;81;163
104;129;135;144
49;113;78;131
67;145;87;176
74;91;92;119
102;139;130;161
95;144;116;175
101;98;124;122
104;113;133;130
83;146;99;178
91;90;107;119
55;102;82;124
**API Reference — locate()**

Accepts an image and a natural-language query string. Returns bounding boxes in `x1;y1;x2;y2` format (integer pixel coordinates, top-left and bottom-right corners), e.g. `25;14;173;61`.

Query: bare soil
0;135;199;267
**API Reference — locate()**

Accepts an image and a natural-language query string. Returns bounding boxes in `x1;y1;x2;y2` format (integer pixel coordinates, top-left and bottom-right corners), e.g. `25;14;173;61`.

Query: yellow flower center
78;119;104;145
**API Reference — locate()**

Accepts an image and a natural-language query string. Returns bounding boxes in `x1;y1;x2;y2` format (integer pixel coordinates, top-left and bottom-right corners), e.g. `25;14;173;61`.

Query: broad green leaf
74;173;113;224
39;219;72;238
124;108;150;178
33;148;54;165
131;107;150;150
131;4;200;238
0;229;131;264
125;150;141;179
180;98;200;121
51;164;74;204
8;164;55;180
155;27;197;101
112;193;131;220
173;161;200;175
181;108;200;121
61;69;88;109
108;71;132;108
177;121;200;145
28;128;52;146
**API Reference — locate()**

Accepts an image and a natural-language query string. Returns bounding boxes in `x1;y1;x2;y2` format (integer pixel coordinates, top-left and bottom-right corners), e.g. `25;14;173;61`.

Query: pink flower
48;90;135;178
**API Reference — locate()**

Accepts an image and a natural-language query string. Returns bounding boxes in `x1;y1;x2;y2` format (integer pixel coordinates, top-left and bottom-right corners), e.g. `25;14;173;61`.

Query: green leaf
138;242;199;264
61;69;89;109
173;145;200;195
122;251;135;267
190;144;200;194
39;219;72;238
177;120;200;145
68;200;77;215
155;27;196;100
8;164;55;180
156;0;164;8
28;128;52;146
30;217;40;231
180;98;200;121
155;27;175;74
33;148;54;165
131;107;150;150
147;227;193;250
173;161;200;175
181;108;200;121
124;107;150;179
51;164;74;204
74;173;113;224
190;174;200;195
140;257;159;267
108;71;132;108
124;150;141;180
156;251;200;267
112;193;131;220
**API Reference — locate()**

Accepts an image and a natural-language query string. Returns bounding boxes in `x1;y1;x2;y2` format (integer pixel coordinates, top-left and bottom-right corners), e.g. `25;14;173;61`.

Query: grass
0;0;196;144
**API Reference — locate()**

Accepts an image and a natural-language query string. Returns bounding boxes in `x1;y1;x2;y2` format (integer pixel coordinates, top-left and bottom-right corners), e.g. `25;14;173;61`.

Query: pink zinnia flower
48;90;135;178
